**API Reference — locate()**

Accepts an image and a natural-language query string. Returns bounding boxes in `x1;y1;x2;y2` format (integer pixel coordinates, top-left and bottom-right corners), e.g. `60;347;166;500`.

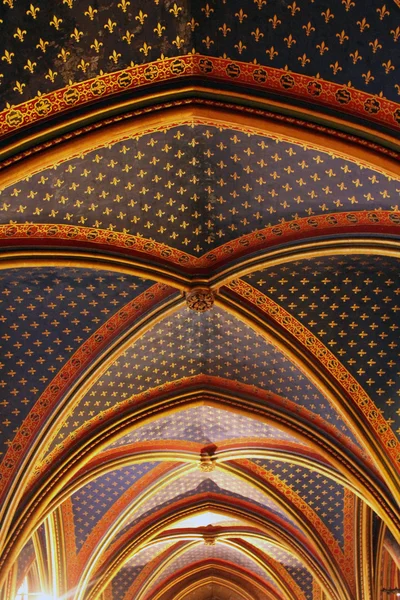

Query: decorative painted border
1;210;400;275
1;55;399;141
226;280;400;470
0;282;175;501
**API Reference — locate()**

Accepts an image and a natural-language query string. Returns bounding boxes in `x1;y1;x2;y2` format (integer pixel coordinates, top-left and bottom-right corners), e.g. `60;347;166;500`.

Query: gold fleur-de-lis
63;0;73;7
77;59;89;73
109;50;121;64
45;69;58;82
50;15;62;30
154;22;166;37
1;50;14;64
139;42;151;56
336;30;349;44
172;35;185;49
254;0;266;8
362;70;374;84
288;1;300;16
316;40;329;55
321;8;334;22
330;61;342;75
70;27;83;41
90;39;103;52
104;18;116;32
36;38;49;52
356;17;369;32
118;0;130;12
269;14;281;29
26;4;39;18
266;46;278;60
298;53;310;67
395;84;400;94
302;21;315;36
234;40;246;54
376;4;389;19
284;33;296;48
369;39;382;53
187;18;199;31
219;23;231;36
84;5;97;19
202;35;214;49
13;81;25;94
201;3;214;17
57;48;70;62
169;3;182;17
251;27;264;41
122;30;134;44
349;49;362;63
13;28;27;42
3;0;14;7
382;59;395;74
135;10;147;25
391;26;400;42
342;0;355;10
23;59;36;73
235;8;247;22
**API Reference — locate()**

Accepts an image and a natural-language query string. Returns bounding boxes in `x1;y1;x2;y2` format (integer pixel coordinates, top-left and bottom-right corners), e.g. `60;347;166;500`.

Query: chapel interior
0;2;399;600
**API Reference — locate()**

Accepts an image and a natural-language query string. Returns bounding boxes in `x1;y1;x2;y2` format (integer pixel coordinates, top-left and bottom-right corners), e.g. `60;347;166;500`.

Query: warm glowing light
170;511;231;528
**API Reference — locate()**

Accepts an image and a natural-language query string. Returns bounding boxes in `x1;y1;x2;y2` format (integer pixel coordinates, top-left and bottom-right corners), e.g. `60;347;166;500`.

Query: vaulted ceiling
0;2;399;600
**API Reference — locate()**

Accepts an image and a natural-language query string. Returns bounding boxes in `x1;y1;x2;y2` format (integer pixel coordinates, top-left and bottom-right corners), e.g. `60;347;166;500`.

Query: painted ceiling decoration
0;2;399;600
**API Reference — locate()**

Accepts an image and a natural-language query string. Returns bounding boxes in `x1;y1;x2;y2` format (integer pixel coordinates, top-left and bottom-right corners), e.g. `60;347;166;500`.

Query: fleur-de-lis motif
288;2;300;16
316;40;329;55
84;5;97;19
391;26;400;42
187;18;199;31
269;15;282;29
45;69;58;82
369;39;382;53
122;30;134;44
362;70;374;84
202;36;214;49
234;40;246;54
77;59;89;73
169;3;182;17
376;4;389;19
284;34;296;48
3;0;14;7
302;21;315;36
13;81;25;94
266;46;278;60
251;27;264;41
23;59;36;73
201;3;214;17
298;53;310;67
57;48;70;62
172;35;185;49
109;50;121;64
382;59;395;74
395;84;400;94
1;50;14;64
154;22;166;37
350;49;362;63
342;0;355;10
63;0;73;7
235;8;247;22
254;0;266;8
70;27;83;41
336;30;349;44
356;17;369;32
139;42;151;56
135;10;147;25
330;61;342;75
321;8;334;22
118;0;130;12
104;18;116;32
90;39;103;52
50;15;62;30
26;4;39;18
219;23;231;37
13;28;27;42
